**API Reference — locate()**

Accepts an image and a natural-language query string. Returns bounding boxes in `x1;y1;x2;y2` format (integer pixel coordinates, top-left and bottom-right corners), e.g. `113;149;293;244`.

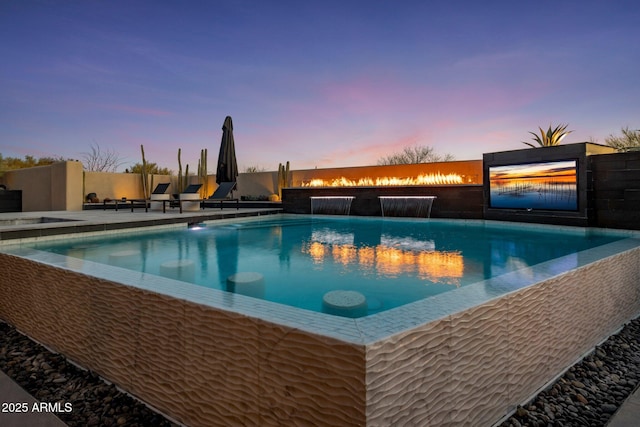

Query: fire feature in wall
302;173;463;187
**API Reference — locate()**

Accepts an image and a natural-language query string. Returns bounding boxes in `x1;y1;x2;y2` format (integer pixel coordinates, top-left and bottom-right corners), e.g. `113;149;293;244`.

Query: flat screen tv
489;160;578;211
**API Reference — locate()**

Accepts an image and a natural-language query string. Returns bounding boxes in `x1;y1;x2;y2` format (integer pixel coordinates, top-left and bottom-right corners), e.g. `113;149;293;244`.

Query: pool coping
0;208;283;242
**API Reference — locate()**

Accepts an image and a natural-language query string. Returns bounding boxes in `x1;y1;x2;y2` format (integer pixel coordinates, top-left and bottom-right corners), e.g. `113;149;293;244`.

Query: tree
244;165;266;173
522;124;572;148
81;143;124;172
127;162;172;175
0;154;65;178
604;127;640;152
377;145;454;165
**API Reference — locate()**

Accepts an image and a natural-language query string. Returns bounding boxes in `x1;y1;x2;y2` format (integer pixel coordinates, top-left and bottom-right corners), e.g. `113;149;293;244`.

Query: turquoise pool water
21;215;627;318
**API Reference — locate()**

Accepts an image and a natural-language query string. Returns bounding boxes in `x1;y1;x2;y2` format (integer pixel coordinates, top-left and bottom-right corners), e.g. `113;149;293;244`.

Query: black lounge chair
165;184;204;213
104;184;172;212
182;184;203;194
208;182;239;210
152;183;171;194
145;183;172;212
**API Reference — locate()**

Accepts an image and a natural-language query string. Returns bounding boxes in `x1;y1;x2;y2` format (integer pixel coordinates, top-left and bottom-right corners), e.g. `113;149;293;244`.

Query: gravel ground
2;317;640;427
0;321;178;427
500;317;640;426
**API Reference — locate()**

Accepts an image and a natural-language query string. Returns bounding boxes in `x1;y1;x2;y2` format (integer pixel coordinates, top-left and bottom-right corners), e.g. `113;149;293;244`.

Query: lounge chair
176;184;204;213
147;183;171;212
152;183;171;195
208;182;239;210
181;184;202;194
103;184;172;212
159;184;204;213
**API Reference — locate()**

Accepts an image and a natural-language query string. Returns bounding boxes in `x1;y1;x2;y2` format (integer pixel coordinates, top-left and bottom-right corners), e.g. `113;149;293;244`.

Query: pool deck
0;371;68;426
0;206;283;242
607;386;640;427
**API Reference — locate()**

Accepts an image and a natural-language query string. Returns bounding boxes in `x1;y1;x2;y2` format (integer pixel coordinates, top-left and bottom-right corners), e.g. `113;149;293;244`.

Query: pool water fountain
310;196;354;215
379;196;436;217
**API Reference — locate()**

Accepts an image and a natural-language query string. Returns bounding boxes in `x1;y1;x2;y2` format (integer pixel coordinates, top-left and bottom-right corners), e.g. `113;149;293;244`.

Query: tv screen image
489;160;578;211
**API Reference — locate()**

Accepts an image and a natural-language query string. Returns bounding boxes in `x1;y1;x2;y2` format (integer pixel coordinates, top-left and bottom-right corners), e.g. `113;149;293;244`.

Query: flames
301;172;463;187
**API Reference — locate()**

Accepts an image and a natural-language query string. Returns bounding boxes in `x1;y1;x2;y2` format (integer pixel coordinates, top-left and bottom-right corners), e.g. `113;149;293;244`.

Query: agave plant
523;123;572;148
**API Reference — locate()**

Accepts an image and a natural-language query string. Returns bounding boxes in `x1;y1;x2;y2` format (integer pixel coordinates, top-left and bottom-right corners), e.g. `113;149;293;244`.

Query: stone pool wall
365;247;640;425
1;246;639;426
0;253;367;426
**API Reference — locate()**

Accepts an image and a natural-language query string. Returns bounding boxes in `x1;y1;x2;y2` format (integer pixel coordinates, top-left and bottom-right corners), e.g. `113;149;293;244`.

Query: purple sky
2;1;639;172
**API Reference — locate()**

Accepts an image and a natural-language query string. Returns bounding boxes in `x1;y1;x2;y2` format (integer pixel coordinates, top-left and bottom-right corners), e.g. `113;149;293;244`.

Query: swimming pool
15;215;627;318
1;214;639;426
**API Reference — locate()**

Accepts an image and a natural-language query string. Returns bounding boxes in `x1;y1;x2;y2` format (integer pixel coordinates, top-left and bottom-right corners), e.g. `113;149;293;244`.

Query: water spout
379;196;436;218
310;196;355;215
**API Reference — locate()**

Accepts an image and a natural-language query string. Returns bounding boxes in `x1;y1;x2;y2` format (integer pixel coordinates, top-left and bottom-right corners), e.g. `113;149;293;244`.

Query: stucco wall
54;161;84;211
77;171;219;202
237;171;278;197
5;165;51;211
3;161;84;211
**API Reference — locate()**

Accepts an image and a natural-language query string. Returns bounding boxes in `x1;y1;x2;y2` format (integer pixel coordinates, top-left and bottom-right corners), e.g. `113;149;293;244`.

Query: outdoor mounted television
488;160;578;211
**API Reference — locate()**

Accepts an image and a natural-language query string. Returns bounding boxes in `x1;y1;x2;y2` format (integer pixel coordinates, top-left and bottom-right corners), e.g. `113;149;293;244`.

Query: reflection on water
302;233;463;286
28;216;623;318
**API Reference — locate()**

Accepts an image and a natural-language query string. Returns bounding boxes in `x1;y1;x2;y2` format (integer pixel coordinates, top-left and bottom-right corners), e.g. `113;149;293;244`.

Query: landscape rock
500;317;640;426
0;322;178;427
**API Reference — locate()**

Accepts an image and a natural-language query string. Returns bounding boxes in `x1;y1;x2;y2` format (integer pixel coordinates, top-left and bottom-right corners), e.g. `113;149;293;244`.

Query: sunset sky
1;1;639;172
489;161;577;182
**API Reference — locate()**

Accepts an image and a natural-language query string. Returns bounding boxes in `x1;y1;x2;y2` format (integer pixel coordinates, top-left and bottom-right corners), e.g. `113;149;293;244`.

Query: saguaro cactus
178;148;183;193
199;148;208;198
184;164;189;191
277;161;291;199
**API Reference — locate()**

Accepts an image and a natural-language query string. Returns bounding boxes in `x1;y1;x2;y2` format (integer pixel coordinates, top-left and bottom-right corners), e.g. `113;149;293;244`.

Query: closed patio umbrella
216;116;239;186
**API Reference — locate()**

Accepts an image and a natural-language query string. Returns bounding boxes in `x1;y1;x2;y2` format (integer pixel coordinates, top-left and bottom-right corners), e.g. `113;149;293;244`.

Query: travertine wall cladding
1;246;639;426
364;247;640;426
0;253;366;427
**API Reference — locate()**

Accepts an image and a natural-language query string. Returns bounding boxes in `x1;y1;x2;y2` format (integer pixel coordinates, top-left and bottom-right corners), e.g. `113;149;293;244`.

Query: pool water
23;215;625;318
